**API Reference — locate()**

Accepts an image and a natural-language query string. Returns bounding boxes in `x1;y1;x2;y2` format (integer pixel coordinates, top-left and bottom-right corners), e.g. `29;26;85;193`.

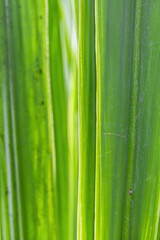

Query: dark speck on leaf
5;189;9;195
39;16;43;19
129;188;132;196
41;100;44;105
38;69;42;74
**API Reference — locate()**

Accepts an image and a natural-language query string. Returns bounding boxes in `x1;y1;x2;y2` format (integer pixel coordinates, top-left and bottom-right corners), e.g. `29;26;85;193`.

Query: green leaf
68;60;78;240
77;0;96;239
95;0;160;239
48;0;69;239
1;0;160;239
0;1;58;239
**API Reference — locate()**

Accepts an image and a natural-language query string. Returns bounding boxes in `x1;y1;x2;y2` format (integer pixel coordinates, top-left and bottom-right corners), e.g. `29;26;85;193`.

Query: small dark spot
38;68;43;74
40;100;45;105
18;4;21;8
39;16;43;19
5;189;9;195
129;188;132;196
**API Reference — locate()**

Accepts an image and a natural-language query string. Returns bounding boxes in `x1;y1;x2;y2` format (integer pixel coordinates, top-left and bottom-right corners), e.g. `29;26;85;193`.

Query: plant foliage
0;0;160;239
